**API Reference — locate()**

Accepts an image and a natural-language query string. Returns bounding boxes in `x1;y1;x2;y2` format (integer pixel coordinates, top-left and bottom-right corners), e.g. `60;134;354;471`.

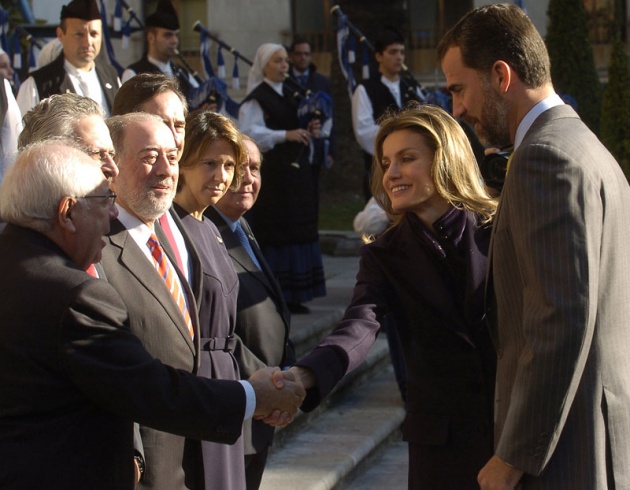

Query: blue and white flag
232;59;239;90
336;10;357;97
114;0;122;32
200;31;216;79
99;0;124;75
514;0;527;13
217;47;226;79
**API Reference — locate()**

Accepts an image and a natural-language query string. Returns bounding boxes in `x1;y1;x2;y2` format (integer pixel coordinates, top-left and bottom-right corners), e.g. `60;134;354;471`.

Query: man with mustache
16;0;119;117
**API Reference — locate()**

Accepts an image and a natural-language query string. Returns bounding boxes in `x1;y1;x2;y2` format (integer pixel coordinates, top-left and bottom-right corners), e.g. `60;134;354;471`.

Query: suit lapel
108;220;197;355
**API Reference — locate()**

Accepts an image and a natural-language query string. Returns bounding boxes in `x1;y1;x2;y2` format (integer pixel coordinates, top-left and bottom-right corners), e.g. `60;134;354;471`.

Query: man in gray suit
101;112;299;489
206;136;295;489
439;4;630;489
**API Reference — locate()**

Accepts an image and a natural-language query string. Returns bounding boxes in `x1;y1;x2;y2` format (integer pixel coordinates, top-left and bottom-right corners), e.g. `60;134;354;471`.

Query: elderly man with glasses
0;140;304;489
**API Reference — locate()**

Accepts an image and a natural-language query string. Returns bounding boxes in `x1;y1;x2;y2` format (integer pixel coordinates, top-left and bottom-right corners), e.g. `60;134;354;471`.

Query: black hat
60;0;101;21
146;0;180;30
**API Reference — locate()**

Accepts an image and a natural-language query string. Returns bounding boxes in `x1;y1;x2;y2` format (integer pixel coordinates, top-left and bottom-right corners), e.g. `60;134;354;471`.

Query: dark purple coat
297;210;496;489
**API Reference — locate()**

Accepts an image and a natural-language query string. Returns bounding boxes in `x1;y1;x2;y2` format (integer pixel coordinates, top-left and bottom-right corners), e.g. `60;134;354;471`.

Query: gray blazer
101;215;240;490
489;104;630;488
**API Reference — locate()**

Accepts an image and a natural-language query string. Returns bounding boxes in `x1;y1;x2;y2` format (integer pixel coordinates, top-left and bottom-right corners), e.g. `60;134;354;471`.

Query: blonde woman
292;103;498;489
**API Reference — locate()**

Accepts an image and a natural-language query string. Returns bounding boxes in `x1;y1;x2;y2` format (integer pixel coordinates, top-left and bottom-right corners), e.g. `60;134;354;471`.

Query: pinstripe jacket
489;104;630;489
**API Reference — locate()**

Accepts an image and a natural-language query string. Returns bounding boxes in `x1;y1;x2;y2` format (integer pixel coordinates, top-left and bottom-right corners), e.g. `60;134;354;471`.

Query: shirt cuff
239;380;256;420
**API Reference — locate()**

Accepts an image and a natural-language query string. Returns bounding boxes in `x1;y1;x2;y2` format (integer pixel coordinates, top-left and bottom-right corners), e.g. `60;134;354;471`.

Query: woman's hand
286;129;311;145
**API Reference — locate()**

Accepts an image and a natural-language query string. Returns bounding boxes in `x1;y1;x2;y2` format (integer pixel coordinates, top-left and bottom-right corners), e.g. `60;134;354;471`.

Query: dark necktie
298;74;308;86
234;222;261;270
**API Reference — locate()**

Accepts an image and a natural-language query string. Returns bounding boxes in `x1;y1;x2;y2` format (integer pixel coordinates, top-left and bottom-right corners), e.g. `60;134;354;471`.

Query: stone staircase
259;240;409;490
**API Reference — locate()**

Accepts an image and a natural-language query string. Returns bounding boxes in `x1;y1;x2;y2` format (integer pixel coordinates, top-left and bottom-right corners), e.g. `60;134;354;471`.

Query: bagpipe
192;20;332;133
329;4;450;111
99;1;240;114
0;4;46;90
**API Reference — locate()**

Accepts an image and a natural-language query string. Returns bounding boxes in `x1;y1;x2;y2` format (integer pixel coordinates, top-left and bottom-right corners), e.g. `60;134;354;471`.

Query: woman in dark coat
173;111;247;490
292;103;498;489
238;43;325;314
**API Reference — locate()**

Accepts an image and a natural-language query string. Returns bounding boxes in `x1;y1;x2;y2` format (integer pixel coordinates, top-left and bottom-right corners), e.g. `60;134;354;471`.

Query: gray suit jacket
101;216;239;490
206;207;294;454
490;104;630;488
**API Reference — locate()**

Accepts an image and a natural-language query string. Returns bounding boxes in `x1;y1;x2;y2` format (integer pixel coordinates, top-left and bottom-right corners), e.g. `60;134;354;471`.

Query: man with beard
438;4;630;489
16;0;119;117
101;113;300;489
0;141;303;489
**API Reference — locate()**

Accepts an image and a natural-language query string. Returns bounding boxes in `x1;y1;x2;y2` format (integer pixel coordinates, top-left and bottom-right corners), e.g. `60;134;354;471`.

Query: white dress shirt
16;59;114;117
351;75;406;155
238;78;287;152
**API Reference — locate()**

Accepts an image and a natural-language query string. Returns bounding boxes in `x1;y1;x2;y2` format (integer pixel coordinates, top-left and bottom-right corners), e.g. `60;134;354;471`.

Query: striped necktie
147;233;194;339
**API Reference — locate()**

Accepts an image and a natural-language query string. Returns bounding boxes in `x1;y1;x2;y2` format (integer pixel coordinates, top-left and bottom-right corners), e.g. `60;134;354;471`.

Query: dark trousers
244;448;269;490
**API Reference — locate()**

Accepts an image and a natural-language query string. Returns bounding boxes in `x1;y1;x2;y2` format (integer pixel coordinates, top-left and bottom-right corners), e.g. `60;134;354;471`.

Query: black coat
30;52;119;113
243;82;319;246
0;225;246;489
296;211;496;489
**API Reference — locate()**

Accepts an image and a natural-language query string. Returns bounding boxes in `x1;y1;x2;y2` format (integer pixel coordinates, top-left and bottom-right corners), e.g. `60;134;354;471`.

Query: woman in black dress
238;43;325;314
173;111;247;490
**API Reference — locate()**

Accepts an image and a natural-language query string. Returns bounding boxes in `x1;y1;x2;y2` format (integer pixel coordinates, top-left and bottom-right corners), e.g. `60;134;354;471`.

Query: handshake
248;366;313;428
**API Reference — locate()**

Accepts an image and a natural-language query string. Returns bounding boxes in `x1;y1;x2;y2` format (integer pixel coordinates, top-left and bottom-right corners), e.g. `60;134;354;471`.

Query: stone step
343;440;408;490
260;362;405;490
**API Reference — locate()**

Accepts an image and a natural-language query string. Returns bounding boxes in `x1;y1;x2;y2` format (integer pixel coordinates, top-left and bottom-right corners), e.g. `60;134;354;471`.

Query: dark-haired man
16;0;119;117
122;0;198;96
439;4;630;488
351;27;425;201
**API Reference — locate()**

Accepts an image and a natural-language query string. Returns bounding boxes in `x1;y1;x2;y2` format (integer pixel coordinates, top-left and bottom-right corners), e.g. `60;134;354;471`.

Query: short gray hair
0;140;104;232
107;112;165;168
18;93;105;150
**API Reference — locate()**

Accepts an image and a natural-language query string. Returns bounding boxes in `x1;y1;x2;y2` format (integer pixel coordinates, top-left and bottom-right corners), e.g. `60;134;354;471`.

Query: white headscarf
246;43;285;95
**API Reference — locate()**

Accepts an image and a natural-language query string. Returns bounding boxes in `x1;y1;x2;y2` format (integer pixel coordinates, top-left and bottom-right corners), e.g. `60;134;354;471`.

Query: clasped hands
248;367;306;428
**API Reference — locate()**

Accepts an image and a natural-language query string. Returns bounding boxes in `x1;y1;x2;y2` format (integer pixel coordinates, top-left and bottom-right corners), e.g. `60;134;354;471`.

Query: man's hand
248;367;305;427
478;455;524;490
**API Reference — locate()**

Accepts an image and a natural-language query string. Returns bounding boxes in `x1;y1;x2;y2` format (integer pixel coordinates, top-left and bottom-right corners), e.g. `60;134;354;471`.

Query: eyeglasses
86;148;116;162
80;192;117;206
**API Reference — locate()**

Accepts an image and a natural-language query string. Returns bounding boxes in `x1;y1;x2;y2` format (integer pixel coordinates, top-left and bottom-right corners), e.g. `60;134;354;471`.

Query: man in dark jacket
0;141;304;489
16;0;120;117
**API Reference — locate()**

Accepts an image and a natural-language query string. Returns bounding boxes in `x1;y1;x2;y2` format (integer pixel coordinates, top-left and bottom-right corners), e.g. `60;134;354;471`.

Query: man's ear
56;26;64;41
58;196;77;233
492;61;512;94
